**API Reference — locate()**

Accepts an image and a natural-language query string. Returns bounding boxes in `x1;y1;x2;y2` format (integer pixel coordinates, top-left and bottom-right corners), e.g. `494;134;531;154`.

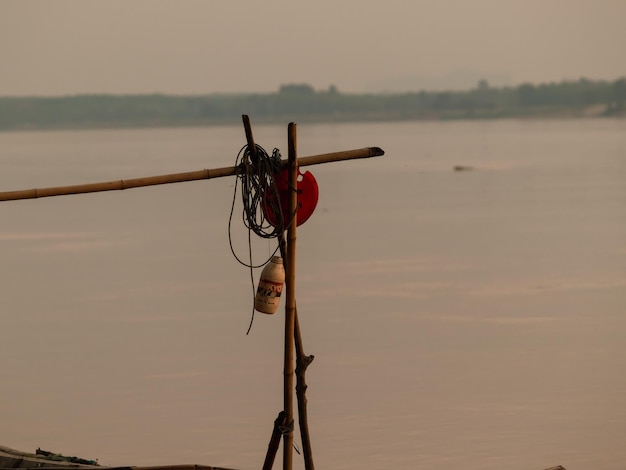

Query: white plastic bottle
254;256;285;314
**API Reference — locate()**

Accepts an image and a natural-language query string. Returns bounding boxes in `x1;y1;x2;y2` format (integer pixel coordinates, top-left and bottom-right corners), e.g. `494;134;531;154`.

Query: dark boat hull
0;445;235;470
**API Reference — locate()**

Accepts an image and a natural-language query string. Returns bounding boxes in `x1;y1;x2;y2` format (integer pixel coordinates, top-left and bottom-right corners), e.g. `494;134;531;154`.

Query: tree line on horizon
0;77;624;130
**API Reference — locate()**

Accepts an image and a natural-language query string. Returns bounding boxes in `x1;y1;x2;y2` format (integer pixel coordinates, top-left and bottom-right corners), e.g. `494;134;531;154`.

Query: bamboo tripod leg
262;411;288;470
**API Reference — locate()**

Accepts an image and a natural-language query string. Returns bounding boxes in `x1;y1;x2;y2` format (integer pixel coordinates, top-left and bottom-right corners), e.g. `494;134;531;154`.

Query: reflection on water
1;119;625;470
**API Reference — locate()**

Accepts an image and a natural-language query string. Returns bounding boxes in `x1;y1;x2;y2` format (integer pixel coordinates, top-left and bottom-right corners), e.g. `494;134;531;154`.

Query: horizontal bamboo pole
0;147;384;202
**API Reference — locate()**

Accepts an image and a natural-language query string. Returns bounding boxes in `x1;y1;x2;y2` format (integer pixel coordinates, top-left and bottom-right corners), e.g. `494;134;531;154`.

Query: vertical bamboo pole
279;234;315;470
283;122;298;470
294;312;315;470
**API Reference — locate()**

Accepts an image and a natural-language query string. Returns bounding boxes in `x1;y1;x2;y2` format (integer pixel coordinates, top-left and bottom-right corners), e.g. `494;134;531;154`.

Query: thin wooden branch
0;147;384;202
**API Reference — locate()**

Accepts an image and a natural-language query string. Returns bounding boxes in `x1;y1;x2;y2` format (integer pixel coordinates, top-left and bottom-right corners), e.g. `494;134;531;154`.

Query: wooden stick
279;234;315;470
0;147;383;202
262;411;287;470
241;114;259;165
282;123;298;470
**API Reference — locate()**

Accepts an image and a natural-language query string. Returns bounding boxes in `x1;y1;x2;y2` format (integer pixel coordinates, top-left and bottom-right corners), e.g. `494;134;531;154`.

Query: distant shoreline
1;78;624;132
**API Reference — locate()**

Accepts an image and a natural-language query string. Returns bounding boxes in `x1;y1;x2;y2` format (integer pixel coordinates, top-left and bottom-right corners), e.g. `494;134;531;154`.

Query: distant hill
1;78;624;131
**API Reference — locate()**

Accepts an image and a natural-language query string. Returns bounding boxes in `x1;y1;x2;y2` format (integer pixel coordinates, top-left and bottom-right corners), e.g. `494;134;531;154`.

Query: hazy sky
1;0;625;96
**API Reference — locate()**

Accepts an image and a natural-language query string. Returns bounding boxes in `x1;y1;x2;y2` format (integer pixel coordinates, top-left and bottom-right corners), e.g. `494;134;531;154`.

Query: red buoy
263;169;319;228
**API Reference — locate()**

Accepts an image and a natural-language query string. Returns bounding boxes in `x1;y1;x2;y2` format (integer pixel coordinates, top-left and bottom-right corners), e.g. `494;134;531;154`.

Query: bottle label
256;280;284;301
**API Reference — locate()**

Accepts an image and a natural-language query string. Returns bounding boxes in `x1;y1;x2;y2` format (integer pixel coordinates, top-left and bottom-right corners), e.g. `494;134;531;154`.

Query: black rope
278;419;295;435
227;143;286;334
228;144;285;268
277;418;302;454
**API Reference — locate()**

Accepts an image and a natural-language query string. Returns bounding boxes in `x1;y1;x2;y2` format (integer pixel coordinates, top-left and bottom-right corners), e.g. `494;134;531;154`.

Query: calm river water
1;119;625;470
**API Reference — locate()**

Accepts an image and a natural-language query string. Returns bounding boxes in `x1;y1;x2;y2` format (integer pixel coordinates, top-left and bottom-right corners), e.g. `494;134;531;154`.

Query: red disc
263;169;319;227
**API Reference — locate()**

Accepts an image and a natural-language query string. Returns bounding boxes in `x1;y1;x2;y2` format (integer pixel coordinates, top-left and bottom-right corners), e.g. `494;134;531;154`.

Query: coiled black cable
228;144;284;268
227;143;286;334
